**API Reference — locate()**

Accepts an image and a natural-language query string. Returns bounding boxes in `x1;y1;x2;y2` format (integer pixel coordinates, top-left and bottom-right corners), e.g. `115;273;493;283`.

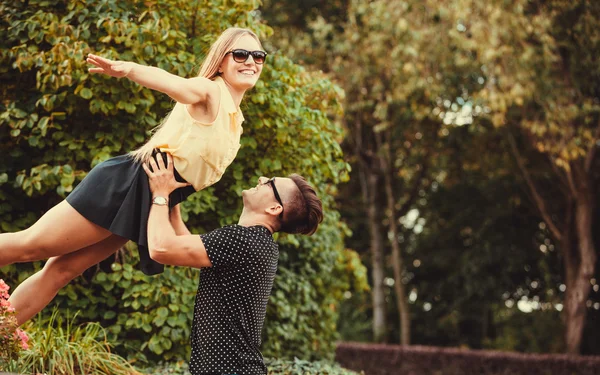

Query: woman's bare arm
87;54;219;105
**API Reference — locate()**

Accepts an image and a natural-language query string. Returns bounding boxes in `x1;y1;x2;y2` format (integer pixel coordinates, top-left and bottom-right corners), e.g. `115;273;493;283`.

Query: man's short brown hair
279;174;323;235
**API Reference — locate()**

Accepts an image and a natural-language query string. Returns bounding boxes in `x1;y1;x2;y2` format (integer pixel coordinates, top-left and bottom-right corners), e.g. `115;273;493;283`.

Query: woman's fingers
87;54;112;65
86;56;108;68
86;54;124;76
86;58;99;67
86;60;104;70
87;55;112;74
86;54;131;78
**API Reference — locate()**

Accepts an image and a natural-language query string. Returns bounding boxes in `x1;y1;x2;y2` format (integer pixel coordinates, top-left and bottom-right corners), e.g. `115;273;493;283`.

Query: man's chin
241;189;250;201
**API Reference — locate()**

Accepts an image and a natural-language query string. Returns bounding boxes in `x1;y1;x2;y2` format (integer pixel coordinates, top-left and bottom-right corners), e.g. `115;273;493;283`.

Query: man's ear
264;204;283;217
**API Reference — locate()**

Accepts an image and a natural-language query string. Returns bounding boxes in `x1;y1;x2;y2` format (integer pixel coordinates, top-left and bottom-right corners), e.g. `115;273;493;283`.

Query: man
142;153;323;375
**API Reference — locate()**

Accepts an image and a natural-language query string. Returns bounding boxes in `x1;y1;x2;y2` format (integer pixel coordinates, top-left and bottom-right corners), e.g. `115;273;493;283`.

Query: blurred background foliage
260;0;600;356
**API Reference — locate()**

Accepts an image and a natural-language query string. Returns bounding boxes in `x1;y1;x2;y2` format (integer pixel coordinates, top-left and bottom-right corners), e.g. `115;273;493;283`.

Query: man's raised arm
143;153;212;269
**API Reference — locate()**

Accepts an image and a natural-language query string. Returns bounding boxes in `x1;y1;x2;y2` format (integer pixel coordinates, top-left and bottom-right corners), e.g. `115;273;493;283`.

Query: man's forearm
143;152;206;267
147;201;210;268
170;204;192;236
148;203;177;253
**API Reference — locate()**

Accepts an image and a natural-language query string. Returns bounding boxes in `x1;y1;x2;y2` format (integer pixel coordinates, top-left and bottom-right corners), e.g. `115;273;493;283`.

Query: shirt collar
251;225;273;236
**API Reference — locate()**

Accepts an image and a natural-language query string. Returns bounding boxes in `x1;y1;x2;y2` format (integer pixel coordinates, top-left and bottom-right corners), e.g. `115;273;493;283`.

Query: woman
0;27;267;324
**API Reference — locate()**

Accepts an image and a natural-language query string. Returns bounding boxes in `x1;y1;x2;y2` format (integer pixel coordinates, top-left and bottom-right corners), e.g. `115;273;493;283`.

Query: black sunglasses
226;49;267;65
265;177;284;219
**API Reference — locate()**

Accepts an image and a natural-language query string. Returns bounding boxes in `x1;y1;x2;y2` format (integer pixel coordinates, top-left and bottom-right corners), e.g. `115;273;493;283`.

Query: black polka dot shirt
189;225;279;375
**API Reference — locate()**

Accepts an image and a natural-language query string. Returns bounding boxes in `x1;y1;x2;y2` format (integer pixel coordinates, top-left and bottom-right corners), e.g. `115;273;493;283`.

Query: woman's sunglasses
226;49;267;65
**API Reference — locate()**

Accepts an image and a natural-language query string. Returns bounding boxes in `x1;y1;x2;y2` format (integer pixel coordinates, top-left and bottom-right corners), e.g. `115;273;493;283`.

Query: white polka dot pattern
189;225;279;375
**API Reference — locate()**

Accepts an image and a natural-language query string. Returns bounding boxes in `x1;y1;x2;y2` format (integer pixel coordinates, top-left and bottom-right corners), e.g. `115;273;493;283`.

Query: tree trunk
564;169;596;354
353;118;387;343
363;170;387;342
377;129;410;345
507;130;598;353
383;170;411;345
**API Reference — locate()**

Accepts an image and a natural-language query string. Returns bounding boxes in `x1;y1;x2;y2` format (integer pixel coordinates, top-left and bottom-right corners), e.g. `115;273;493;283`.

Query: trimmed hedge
335;342;600;375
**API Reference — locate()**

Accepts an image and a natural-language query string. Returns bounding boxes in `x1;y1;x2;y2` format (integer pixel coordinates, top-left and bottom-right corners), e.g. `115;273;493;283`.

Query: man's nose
258;176;268;185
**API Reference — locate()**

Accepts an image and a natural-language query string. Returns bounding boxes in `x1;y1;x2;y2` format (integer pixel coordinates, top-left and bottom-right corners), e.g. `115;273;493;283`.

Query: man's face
242;176;296;215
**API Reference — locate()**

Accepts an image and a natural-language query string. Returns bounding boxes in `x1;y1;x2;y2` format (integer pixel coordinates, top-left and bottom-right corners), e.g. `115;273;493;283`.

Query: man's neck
237;212;276;234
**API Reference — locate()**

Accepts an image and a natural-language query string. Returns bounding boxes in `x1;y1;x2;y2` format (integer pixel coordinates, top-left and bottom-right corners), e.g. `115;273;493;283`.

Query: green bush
0;0;367;362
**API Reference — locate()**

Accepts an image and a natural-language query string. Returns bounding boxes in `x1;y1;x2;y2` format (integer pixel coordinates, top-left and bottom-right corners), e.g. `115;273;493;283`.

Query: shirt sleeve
199;225;249;269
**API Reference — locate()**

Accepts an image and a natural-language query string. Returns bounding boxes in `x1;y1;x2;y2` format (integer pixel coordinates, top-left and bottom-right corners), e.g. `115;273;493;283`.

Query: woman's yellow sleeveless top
150;77;244;191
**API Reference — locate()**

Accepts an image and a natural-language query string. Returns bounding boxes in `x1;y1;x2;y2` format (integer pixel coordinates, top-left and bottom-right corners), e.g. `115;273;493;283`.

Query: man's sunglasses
226;49;267;65
265;177;284;219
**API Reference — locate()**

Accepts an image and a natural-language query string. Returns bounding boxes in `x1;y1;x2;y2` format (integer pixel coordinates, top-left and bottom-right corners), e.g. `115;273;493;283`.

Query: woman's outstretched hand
87;53;134;78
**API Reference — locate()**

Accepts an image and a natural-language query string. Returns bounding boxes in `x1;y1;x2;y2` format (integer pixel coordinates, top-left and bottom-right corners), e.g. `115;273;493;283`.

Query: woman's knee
13;200;111;262
41;257;84;289
7;229;48;262
13;224;79;262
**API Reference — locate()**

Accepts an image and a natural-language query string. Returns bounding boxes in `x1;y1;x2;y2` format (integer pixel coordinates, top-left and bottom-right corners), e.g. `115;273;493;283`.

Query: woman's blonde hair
129;27;262;163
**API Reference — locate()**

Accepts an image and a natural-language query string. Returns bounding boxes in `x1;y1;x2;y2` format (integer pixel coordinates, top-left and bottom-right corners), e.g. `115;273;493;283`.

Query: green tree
261;0;600;354
409;123;565;351
0;0;367;361
435;0;600;353
263;0;487;345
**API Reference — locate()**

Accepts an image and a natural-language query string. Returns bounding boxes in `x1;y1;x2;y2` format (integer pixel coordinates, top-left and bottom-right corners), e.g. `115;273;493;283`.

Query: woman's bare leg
8;234;129;325
0;200;113;267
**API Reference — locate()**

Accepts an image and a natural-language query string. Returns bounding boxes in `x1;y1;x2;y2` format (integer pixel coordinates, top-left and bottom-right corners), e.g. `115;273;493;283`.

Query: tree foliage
0;0;368;361
260;0;600;354
435;0;600;353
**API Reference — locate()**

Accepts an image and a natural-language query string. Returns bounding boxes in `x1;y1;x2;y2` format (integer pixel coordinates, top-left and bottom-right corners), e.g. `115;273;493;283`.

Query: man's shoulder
218;224;272;238
213;224;250;237
203;225;272;242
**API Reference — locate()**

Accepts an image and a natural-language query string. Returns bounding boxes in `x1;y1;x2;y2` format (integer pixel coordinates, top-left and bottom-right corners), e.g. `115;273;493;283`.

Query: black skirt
65;151;196;275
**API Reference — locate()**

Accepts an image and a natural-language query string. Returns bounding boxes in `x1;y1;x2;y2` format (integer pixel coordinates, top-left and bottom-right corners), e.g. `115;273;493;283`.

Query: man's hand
142;153;190;197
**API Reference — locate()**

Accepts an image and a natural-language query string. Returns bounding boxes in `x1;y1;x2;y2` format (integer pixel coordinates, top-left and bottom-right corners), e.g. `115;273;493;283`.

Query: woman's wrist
123;62;136;79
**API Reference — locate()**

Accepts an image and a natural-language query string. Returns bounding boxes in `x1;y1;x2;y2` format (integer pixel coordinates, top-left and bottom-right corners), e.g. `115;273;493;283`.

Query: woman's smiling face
219;34;264;91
